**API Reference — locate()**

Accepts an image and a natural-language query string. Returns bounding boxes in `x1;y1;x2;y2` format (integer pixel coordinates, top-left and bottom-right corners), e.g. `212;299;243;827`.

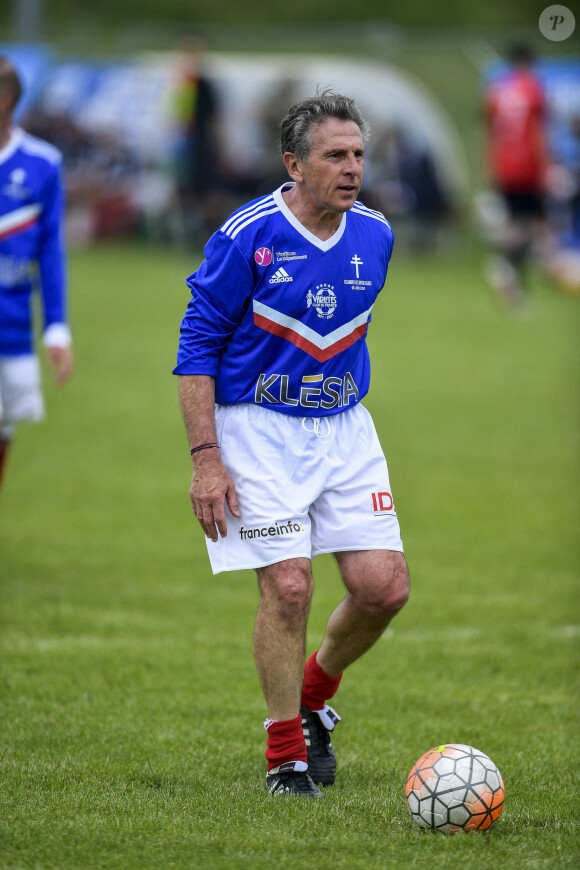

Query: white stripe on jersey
229;206;280;239
253;299;374;351
19;131;62;165
351;203;392;229
0;204;42;239
221;195;277;238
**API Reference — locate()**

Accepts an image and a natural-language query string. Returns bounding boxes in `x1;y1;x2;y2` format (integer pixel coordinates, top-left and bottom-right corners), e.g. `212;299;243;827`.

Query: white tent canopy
206;54;470;201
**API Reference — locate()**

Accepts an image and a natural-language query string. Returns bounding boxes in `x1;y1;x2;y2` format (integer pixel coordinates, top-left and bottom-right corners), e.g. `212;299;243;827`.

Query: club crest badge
307;284;337;319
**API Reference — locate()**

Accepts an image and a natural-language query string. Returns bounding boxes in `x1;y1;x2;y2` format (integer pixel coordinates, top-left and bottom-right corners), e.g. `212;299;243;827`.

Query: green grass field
1;241;578;869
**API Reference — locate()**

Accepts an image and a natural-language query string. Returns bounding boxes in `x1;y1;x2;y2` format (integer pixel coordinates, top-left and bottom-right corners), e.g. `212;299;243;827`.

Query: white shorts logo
371;491;396;515
307;284;337;319
239;519;306;541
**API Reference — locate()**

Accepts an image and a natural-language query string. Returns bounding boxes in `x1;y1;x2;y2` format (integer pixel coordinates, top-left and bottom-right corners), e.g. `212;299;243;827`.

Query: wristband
190;443;219;456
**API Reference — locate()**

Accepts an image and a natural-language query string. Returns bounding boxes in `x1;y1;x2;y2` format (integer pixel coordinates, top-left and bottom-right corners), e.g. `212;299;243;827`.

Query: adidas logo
269;267;293;284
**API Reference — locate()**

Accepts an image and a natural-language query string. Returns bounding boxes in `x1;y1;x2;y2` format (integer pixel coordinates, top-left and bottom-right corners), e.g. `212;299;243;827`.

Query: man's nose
344;154;361;174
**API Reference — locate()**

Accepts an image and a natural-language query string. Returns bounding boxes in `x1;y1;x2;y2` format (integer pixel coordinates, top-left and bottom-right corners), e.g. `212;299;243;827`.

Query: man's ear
283;152;304;183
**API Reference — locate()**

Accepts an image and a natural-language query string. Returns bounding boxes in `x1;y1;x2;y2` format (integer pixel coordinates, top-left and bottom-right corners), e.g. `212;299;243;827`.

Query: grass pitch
1;240;578;869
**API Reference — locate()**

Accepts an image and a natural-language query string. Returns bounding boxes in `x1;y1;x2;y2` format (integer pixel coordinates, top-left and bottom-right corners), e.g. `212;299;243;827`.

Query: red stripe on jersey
253;312;367;362
0;215;39;241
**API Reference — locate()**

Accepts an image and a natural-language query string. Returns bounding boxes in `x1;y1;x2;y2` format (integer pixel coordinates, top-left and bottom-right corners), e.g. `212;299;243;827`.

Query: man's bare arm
178;375;240;541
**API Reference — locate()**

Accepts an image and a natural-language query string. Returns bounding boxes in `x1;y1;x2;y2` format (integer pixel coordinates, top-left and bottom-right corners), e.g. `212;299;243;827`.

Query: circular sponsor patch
254;247;273;266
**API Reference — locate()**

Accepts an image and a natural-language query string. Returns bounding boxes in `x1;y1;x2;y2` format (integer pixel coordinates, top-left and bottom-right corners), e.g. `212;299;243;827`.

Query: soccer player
482;42;549;304
0;56;72;488
174;91;410;797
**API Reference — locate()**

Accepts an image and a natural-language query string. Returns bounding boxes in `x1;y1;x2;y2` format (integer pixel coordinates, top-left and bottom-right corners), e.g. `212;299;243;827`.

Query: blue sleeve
37;159;67;328
173;232;255;376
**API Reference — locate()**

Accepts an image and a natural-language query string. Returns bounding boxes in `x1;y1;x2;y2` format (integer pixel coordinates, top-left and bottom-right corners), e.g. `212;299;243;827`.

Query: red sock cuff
0;439;10;487
301;650;343;710
265;713;307;770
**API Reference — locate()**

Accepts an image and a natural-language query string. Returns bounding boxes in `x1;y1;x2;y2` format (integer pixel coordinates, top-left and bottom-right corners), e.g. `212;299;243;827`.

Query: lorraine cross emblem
350;254;363;279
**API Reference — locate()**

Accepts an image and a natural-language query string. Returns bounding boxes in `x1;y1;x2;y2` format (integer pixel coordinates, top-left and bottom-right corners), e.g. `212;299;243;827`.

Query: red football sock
0;438;10;489
301;650;343;711
264;714;307;771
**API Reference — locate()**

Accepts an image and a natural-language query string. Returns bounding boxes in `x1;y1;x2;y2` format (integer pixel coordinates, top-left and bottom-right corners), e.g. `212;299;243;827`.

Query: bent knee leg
339;549;410;618
378;551;410;612
257;559;313;624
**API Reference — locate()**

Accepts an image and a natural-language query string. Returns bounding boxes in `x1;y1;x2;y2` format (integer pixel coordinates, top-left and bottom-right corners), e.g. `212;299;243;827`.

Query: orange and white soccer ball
405;743;504;834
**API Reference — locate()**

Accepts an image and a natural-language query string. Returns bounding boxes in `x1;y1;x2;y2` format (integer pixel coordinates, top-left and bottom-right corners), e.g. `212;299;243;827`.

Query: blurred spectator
544;110;580;294
171;35;221;245
23;108;141;242
80;129;141;239
252;79;303;195
0;56;72;489
482;42;549;305
362;124;451;251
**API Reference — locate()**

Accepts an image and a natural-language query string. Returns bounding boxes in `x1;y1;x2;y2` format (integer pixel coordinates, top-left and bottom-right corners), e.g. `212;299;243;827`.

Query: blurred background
1;0;579;283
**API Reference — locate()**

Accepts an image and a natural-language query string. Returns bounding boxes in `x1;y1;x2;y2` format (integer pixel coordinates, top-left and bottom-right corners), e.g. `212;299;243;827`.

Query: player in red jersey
482;42;550;304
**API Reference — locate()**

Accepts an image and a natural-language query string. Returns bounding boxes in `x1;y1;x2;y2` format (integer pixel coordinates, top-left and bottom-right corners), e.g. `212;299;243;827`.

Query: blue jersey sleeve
37;158;67;329
173;232;255;376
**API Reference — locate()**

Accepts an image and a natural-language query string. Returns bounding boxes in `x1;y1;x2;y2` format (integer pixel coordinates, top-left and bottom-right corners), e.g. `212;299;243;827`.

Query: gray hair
280;89;370;160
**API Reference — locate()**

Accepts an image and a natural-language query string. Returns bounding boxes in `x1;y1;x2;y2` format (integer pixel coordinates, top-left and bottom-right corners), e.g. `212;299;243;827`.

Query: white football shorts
0;355;45;426
205;402;404;574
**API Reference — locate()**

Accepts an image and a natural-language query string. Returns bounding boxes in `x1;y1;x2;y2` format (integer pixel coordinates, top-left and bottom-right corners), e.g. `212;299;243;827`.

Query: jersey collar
273;183;347;251
0;128;24;166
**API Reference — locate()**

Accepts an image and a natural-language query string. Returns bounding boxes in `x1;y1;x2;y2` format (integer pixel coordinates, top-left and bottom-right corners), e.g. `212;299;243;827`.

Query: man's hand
189;450;240;541
46;345;73;384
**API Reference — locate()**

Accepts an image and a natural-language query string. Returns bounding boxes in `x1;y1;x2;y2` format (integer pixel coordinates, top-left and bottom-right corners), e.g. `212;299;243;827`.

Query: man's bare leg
254;558;322;794
316;549;410;678
0;423;12;491
254;557;313;720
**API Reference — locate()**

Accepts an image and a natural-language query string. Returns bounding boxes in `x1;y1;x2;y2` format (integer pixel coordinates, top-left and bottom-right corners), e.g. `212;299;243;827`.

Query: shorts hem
209;550;313;575
311;543;405;558
208;543;404;574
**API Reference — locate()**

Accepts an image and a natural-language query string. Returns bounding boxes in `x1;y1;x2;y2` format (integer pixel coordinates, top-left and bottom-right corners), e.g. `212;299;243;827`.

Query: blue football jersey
0;128;67;356
174;183;394;416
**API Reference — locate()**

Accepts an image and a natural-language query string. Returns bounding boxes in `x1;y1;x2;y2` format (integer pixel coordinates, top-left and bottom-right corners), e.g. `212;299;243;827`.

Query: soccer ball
405;743;504;834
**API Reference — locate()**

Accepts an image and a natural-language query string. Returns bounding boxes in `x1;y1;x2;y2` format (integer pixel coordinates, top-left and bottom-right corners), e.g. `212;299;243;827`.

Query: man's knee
383;553;410;613
340;550;410;619
257;559;313;624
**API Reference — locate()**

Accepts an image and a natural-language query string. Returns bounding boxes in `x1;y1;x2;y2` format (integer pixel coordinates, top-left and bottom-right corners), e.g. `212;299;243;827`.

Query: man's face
0;91;13;123
294;117;365;215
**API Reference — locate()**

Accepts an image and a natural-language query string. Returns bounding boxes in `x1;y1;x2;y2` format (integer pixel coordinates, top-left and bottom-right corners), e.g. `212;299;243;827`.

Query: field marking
382;626;580;642
550;625;580;638
2;635;168;651
382;627;482;642
3;626;579;651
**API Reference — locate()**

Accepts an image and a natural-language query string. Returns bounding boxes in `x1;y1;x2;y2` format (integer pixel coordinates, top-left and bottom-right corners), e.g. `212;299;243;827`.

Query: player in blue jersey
175;91;410;797
0;56;72;489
